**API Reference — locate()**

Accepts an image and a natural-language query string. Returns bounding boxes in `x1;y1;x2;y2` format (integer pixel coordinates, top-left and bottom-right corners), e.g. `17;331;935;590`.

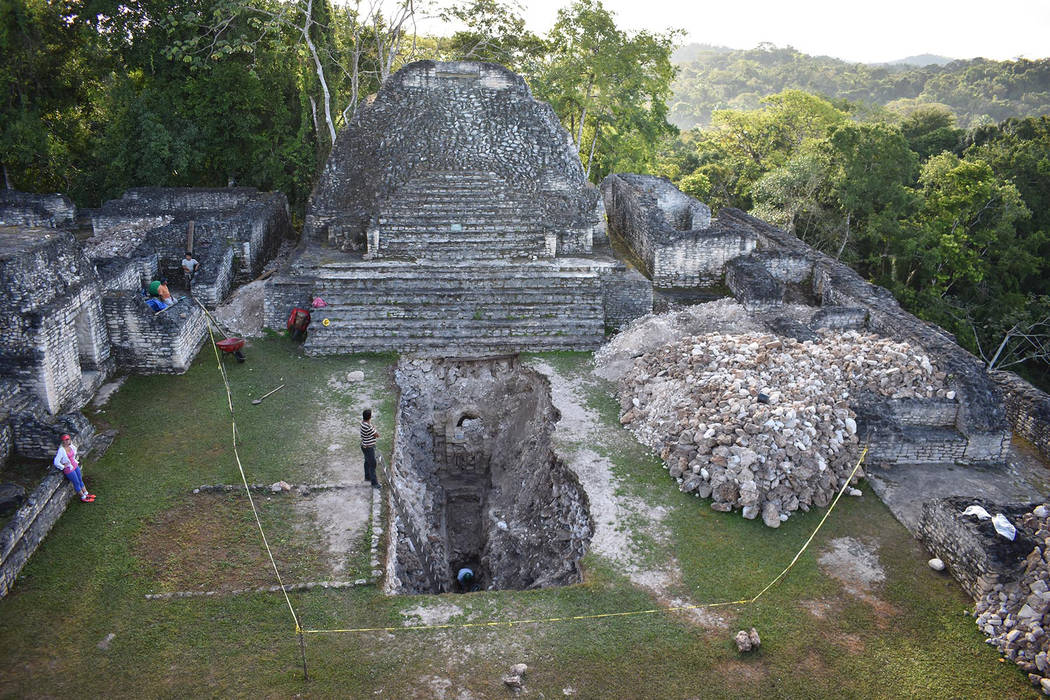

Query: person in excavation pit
360;408;381;489
53;434;95;503
457;567;479;592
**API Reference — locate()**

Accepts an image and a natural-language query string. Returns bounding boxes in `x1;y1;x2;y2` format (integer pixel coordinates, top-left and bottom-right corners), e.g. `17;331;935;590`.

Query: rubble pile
974;504;1050;695
615;330;951;526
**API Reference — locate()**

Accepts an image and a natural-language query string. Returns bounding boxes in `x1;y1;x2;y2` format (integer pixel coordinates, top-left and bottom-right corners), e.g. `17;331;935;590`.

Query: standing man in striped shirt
360;408;381;489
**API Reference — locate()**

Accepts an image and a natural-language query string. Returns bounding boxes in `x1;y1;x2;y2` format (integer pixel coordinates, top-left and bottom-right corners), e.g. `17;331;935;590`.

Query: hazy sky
432;0;1050;63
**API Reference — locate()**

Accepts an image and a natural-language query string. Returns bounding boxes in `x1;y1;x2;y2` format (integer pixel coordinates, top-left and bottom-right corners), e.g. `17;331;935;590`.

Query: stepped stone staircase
295;258;611;355
369;171;554;260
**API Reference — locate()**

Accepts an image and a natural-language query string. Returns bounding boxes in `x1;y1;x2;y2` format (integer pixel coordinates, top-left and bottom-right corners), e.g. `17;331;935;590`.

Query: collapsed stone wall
918;497;1037;599
387;356;592;593
601;174;755;287
717;208;1009;464
613;327;954;526
993;371;1050;463
920;498;1050;693
306;61;603;256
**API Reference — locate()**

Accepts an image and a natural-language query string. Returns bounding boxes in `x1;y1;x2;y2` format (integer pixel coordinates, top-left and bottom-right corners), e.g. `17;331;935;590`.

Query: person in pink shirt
53;434;94;502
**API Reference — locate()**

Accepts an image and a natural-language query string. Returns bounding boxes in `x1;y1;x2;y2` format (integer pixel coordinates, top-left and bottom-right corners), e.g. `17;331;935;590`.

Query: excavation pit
385;356;593;594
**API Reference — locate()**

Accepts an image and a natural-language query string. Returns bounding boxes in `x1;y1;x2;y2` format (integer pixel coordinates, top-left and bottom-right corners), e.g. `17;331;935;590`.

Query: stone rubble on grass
929;558;946;571
734;627;761;652
270;480;292;493
608;329;951;526
973;503;1050;694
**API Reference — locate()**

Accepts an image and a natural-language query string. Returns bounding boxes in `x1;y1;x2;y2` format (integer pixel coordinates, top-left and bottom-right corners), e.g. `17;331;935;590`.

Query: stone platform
266;248;649;355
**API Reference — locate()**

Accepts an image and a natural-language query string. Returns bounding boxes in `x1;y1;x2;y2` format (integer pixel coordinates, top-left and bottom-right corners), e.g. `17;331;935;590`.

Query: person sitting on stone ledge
157;278;174;307
53;434;95;503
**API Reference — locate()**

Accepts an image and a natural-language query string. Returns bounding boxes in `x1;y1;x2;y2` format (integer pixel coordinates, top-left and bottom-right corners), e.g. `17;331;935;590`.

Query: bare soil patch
136;492;329;592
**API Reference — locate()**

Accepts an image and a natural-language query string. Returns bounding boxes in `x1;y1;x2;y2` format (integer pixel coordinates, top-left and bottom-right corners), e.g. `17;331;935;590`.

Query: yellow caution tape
191;298;868;639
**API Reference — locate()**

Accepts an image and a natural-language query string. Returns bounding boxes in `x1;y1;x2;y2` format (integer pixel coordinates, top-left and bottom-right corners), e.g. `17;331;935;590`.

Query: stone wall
0;228;112;416
189;246;235;309
89;187;292;299
102;293;207;373
993;371;1050;462
94;253;159;293
918;496;1038;599
601;174;756;287
10;409;96;461
263;277;314;332
0;470;76;597
600;265;653;332
306;61;602;256
0;191;75;228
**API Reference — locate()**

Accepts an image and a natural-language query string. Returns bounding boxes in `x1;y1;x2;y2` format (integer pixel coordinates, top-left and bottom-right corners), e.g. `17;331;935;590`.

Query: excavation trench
385;356;593;594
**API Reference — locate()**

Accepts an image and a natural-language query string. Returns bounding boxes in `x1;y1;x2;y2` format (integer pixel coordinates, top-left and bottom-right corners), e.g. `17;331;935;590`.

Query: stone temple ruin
0;188;289;595
265;61;651;354
3;60;1050;689
387;356;592;593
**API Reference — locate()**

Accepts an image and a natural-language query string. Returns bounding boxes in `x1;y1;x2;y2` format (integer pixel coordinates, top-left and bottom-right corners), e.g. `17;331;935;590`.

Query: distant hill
670;44;1050;129
883;53;955;67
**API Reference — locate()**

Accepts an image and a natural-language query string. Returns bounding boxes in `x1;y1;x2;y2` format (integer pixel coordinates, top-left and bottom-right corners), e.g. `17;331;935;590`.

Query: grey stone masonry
10;408;96;461
918;496;1038;600
306;61;603;256
0;227;112;416
718;208;1010;465
368;170;556;260
102;293;207;374
0;191;75;228
88;187;292;298
278;256;620;356
992;371;1050;463
272;60;650;353
601;174;755;287
0;469;77;597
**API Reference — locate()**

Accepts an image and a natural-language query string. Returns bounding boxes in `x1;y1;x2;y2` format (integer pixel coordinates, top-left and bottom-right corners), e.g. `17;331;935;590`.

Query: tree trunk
584;125;600;180
575;76;594;148
302;0;337;145
836;211;851;260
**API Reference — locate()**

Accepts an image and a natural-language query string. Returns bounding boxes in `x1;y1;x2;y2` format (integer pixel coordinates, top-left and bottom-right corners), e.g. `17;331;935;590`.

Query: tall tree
530;0;679;181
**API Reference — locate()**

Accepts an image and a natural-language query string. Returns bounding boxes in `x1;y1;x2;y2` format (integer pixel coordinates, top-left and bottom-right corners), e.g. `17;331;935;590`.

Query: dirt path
528;359;728;630
296;364;383;577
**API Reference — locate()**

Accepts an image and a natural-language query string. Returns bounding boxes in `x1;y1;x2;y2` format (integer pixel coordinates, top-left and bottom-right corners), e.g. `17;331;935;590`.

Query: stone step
314;305;603;323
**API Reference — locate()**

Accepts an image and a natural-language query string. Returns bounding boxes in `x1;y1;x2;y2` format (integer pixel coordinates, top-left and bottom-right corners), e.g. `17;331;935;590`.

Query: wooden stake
298;629;309;681
187;220;195;252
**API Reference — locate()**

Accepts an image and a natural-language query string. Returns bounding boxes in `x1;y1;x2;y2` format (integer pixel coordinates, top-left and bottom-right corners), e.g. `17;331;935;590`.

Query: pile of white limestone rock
609;329;952;527
974;504;1050;694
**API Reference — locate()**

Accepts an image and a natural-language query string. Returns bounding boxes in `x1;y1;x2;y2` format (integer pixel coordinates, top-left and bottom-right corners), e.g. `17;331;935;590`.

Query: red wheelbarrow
216;337;246;363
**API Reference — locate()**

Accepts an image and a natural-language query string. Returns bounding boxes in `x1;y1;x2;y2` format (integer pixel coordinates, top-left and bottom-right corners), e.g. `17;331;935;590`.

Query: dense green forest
2;1;1048;382
655;93;1050;383
670;43;1050;130
0;0;676;212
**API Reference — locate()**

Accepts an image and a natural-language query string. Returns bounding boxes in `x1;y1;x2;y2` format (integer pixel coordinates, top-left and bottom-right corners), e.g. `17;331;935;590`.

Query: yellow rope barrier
195;299;302;634
299;446;870;635
189;296;869;639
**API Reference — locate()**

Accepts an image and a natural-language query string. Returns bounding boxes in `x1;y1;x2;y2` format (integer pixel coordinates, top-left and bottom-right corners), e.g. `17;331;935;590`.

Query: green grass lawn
0;338;1035;698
